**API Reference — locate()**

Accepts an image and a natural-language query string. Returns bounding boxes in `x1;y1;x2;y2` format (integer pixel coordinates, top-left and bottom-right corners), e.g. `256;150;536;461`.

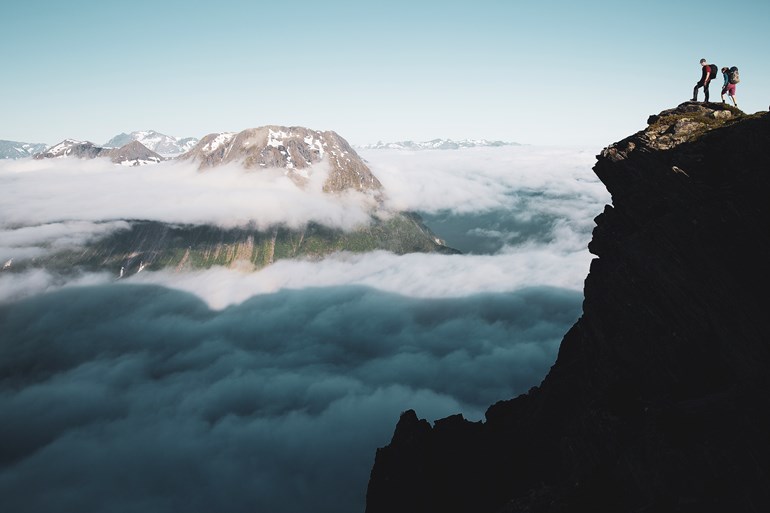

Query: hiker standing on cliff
721;66;739;107
692;58;716;103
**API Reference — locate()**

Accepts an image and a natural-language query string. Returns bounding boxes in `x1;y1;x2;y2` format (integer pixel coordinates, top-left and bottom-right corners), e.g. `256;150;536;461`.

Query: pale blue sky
3;0;768;146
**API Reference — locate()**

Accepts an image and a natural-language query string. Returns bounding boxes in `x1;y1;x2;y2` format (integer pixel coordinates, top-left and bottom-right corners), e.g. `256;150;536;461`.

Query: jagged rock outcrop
365;103;770;513
179;126;382;193
33;139;163;165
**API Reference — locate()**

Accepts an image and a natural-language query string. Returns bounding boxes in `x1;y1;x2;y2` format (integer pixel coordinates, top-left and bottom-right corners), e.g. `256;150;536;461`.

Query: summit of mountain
180;125;382;193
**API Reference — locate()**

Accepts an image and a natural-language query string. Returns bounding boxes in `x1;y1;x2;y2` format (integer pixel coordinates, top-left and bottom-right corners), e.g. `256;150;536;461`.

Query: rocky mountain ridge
365;102;770;513
359;138;517;150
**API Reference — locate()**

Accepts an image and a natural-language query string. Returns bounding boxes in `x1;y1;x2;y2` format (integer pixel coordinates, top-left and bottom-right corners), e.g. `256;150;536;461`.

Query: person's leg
704;82;710;102
721;87;727;103
730;85;738;107
692;83;700;101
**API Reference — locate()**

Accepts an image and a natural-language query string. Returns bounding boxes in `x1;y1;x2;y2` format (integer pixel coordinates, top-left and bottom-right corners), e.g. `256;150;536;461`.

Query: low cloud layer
0;157;374;233
363;146;606;215
0;147;609;263
0;283;581;513
0;146;609;513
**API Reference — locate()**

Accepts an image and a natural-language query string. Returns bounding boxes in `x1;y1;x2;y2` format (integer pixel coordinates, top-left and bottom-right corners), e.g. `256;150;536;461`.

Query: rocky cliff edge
365;103;770;513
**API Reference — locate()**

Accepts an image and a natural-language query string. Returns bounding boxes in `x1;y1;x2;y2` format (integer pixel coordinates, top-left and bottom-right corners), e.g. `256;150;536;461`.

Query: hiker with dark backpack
721;66;740;107
692;58;718;102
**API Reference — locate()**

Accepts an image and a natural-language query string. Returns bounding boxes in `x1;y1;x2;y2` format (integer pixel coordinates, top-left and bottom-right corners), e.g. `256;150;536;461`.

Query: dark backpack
709;64;718;79
728;66;740;84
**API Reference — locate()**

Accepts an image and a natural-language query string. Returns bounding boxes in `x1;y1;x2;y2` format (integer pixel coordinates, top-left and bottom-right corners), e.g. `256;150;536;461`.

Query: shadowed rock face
21;215;456;277
179;126;382;193
365;103;770;513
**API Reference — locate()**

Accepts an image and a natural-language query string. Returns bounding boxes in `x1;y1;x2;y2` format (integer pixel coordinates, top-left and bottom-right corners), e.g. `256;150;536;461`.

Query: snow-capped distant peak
44;139;93;158
358;138;518;150
104;130;200;156
0;139;49;159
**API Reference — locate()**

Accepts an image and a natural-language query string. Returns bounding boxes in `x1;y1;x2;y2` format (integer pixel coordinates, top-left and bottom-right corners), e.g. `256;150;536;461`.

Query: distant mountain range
104;130;199;155
34;139;163;166
2;134;518;161
0;130;198;161
359;138;519;150
6;125;456;276
0;140;48;159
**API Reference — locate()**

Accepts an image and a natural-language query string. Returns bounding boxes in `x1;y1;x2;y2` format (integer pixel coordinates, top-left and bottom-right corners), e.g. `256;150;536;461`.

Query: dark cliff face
365;103;770;513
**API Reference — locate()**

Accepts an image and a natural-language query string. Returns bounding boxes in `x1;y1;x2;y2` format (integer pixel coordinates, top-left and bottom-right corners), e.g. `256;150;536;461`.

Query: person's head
721;67;729;73
700;58;707;66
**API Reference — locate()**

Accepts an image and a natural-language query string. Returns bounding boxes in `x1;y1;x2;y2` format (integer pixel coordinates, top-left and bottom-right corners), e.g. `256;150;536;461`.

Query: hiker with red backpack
721;66;740;107
692;58;718;103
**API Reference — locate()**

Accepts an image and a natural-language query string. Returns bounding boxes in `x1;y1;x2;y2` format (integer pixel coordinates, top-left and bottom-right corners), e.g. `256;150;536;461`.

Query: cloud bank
0;147;608;264
0;157;375;233
0;146;609;513
0;284;581;513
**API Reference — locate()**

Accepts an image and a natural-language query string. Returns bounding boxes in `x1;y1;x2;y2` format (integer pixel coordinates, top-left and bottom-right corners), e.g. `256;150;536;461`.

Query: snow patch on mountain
202;132;237;153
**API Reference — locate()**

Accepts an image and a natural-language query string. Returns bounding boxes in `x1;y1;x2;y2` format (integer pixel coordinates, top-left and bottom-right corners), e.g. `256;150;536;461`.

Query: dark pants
693;80;710;102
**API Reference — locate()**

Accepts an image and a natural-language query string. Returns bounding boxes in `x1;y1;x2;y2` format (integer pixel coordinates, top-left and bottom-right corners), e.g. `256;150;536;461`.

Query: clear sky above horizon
3;0;768;147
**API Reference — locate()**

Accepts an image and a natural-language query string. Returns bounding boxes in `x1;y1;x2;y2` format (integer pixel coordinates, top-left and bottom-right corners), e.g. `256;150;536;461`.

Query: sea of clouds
0;146;609;513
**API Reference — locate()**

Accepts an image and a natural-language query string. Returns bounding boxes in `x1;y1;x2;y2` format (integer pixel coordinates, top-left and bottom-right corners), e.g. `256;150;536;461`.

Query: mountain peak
181;125;383;193
35;139;101;159
104;141;163;166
